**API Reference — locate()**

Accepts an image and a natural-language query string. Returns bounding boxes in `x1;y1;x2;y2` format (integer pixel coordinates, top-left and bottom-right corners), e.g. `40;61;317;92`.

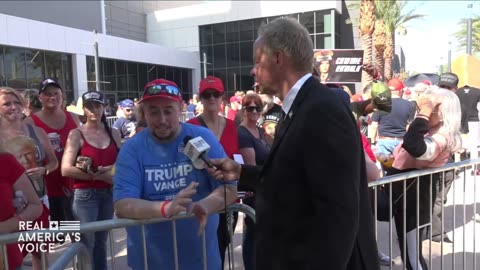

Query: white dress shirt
281;73;312;115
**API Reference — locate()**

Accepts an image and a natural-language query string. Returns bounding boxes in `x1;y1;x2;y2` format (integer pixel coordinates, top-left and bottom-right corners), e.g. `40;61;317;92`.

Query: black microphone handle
199;152;216;169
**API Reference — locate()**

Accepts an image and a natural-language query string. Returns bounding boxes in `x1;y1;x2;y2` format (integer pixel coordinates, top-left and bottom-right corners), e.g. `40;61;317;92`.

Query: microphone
183;136;216;169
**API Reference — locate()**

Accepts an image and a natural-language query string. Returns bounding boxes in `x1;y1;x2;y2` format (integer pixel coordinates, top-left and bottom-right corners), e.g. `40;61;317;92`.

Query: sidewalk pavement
22;170;480;270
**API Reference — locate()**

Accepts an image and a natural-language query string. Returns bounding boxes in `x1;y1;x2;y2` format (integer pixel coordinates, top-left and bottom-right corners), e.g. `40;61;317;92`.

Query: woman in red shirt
187;76;239;269
0;152;42;270
61;91;121;270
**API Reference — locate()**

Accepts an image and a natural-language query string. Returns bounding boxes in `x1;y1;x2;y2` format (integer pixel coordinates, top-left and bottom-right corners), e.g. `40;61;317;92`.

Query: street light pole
93;30;100;92
467;3;473;55
448;41;452;72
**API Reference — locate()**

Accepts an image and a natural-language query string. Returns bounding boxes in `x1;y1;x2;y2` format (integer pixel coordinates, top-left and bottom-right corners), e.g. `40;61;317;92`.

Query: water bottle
13;190;27;213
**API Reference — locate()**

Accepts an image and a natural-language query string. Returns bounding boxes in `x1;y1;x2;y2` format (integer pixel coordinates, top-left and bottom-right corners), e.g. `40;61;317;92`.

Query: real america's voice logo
17;221;81;253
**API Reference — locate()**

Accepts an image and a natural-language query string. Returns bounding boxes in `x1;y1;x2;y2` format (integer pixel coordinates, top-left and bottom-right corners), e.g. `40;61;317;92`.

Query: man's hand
165;182;199;217
207;158;241;182
188;201;209;236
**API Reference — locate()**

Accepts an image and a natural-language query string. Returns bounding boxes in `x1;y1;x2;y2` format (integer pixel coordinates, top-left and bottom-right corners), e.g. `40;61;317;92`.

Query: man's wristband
161;201;171;218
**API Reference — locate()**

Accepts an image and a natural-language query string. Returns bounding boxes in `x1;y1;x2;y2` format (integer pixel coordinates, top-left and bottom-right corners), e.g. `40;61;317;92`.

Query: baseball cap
39;78;62;93
139;79;182;104
82;91;105;105
120;99;134;108
230;96;242;103
387;78;405;91
371;82;392;113
199;76;224;95
438;72;459;89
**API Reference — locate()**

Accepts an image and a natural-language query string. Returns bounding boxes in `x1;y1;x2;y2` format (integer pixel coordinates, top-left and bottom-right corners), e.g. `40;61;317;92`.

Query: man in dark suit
209;17;379;270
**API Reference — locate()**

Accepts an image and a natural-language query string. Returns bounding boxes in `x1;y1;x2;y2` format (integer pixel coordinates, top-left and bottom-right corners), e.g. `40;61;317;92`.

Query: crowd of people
0;16;475;270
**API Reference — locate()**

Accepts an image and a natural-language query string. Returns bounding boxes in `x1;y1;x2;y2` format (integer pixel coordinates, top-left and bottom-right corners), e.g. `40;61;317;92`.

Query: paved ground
22;169;480;269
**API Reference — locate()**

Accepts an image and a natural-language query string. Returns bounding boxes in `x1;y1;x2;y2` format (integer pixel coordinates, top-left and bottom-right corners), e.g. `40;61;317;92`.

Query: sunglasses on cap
145;84;182;97
201;92;222;99
245;106;262;113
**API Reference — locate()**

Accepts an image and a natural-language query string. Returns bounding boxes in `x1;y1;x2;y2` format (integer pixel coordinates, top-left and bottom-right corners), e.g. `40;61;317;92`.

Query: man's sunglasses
245;106;262;113
146;84;182;97
201;92;222;99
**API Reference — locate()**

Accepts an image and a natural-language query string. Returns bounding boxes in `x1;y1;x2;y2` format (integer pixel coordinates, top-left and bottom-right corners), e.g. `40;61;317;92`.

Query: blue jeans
72;188;114;270
376;139;402;156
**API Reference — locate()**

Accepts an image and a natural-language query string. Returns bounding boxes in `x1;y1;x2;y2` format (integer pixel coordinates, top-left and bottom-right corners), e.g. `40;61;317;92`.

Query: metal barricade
0;203;254;270
369;158;480;270
106;116;118;127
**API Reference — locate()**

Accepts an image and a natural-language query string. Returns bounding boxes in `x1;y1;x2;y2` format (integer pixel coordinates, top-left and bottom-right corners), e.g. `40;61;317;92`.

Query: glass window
146;64;156;81
61;54;73;93
226;43;240;67
0;47;5;86
239;41;253;67
173;68;181;85
4;47;27;89
315;34;332;49
26;50;45;89
200;45;213;74
127;62;138;92
158;65;167;79
315;11;327;34
239;20;254;41
116;61;127;92
300;12;315;34
213;68;226;89
103;59;116;91
213;44;226;69
165;66;175;81
180;69;190;95
226;21;239;43
323;13;332;34
226;68;240;92
267;16;281;23
212;23;226;44
138;63;147;90
240;67;254;91
310;34;315;48
199;25;213;46
253;18;267;39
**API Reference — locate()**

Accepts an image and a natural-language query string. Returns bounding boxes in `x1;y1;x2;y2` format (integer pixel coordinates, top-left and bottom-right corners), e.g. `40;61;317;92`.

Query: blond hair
3;136;36;155
0;86;26;107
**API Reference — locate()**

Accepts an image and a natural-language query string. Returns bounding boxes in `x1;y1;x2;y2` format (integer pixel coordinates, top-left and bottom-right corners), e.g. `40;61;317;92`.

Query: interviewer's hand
166;182;199;217
207;158;241;182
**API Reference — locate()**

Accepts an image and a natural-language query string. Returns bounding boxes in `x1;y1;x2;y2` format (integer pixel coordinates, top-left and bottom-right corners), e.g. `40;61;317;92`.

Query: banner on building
313;49;364;84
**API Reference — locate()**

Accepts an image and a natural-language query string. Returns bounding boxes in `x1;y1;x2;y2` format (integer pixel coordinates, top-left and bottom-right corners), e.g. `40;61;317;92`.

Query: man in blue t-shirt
113;79;237;270
113;99;137;141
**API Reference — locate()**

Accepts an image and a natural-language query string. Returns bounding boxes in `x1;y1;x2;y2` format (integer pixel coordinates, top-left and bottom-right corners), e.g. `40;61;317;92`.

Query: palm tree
373;19;386;79
358;0;376;85
453;16;480;55
381;1;425;80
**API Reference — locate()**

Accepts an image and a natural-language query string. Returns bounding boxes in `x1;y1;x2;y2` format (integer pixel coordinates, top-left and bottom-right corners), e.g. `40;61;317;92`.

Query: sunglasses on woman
201;92;222;99
245;106;262;113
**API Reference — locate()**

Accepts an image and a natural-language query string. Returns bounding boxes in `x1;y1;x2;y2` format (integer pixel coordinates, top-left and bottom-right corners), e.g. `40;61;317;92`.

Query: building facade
0;1;200;106
0;1;364;103
147;1;357;96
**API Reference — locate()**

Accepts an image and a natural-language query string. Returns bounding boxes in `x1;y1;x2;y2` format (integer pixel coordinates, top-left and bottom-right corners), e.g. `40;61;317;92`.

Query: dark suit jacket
240;77;379;270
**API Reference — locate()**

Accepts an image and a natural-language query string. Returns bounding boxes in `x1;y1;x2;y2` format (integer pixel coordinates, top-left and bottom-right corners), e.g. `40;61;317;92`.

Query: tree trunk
384;32;394;81
373;19;386;79
361;34;374;85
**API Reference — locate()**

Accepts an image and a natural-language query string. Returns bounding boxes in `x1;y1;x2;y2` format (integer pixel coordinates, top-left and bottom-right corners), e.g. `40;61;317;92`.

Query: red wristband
161;201;171;218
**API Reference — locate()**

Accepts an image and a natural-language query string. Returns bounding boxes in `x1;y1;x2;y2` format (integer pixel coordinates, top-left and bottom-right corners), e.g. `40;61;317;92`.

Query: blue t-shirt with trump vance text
114;123;230;270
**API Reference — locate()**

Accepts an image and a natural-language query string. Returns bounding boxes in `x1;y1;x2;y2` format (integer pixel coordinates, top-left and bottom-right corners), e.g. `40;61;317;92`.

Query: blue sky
397;0;479;73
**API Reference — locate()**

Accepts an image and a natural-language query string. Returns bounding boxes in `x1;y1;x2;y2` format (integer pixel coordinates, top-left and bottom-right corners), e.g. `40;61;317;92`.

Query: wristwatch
45;168;50;176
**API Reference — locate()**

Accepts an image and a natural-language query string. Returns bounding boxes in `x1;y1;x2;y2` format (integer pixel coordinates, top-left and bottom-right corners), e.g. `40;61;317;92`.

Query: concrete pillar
72;54;88;99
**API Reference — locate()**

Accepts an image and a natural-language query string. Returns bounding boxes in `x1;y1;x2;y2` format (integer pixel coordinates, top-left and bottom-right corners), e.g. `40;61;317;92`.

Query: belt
378;136;403;140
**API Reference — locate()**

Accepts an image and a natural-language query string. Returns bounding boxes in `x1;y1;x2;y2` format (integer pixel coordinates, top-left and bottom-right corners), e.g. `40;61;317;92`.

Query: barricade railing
106;116;117;127
369;158;480;270
0;203;255;270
